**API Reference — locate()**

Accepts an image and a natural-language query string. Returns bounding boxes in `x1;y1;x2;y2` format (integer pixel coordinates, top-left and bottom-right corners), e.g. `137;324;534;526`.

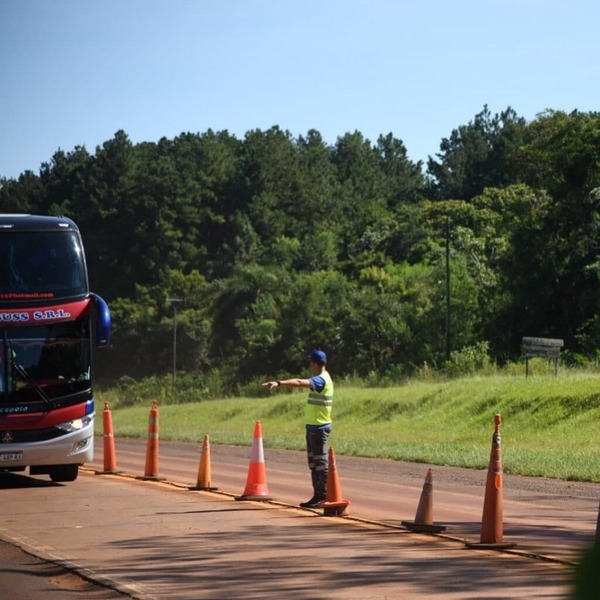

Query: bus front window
1;321;92;406
0;342;6;396
0;231;88;300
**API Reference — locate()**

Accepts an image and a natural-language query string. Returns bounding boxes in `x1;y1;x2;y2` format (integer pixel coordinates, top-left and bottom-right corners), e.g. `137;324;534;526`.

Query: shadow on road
0;472;60;489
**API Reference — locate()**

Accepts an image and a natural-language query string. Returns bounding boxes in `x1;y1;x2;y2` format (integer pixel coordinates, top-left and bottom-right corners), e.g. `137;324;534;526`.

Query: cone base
136;475;166;481
401;520;446;533
94;470;123;475
235;494;272;501
189;485;219;491
465;541;517;550
321;500;350;516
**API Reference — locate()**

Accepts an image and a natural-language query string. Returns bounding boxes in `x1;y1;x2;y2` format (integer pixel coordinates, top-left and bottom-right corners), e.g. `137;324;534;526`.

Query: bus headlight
56;416;92;433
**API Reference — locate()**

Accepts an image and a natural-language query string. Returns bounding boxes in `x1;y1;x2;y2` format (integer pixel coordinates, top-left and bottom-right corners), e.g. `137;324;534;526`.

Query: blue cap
307;349;327;363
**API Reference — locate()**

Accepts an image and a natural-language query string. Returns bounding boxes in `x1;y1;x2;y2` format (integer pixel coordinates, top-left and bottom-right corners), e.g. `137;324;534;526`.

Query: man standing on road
262;349;333;508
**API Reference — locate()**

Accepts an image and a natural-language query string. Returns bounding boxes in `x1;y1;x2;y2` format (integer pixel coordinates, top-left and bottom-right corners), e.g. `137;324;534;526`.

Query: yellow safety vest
305;370;333;426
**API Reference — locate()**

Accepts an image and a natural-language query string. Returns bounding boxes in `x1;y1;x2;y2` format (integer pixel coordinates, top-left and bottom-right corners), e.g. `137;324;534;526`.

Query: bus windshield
0;231;88;301
0;320;92;408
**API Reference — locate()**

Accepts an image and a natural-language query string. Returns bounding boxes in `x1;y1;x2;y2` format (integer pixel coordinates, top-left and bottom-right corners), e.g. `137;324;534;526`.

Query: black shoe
300;496;325;508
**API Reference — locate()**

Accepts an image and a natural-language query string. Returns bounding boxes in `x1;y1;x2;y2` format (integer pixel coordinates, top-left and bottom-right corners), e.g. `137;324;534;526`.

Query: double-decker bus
0;214;110;482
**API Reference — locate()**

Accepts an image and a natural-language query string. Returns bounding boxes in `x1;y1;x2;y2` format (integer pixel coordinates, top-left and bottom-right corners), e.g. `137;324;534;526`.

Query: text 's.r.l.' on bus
0;214;110;482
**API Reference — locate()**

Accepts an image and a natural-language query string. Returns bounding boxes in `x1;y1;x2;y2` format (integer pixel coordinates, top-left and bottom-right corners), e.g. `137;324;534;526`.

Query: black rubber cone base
402;520;446;533
465;541;517;550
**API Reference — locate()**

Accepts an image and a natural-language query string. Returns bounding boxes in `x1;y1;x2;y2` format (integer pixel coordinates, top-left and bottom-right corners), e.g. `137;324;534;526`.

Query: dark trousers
305;425;331;499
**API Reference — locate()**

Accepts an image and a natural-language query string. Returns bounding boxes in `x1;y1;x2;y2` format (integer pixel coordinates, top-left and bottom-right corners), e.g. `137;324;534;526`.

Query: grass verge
96;371;600;482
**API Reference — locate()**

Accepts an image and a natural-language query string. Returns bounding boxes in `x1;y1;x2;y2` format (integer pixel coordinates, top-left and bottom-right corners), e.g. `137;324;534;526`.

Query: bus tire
49;464;79;482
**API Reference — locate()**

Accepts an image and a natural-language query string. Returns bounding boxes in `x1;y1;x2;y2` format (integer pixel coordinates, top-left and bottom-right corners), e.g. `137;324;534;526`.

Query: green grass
96;371;600;483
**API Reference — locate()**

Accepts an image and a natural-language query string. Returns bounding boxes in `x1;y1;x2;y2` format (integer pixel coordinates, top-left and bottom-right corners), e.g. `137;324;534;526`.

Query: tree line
1;105;599;389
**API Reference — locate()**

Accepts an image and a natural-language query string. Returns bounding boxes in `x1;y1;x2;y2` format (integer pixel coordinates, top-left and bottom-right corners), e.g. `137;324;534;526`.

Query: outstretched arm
262;377;311;391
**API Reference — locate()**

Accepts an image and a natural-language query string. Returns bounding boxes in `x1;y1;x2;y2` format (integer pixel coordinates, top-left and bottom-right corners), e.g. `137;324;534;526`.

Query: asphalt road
0;435;597;599
0;539;126;599
95;436;599;562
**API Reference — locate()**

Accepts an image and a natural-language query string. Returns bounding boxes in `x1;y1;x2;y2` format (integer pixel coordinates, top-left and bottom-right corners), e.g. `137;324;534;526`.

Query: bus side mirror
90;293;111;347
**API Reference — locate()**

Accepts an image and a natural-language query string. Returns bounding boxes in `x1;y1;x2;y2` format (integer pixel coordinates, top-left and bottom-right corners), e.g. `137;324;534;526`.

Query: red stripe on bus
0;299;92;326
0;403;87;430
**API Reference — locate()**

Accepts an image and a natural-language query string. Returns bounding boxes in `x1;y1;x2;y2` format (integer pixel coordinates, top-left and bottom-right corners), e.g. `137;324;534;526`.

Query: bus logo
1;432;13;443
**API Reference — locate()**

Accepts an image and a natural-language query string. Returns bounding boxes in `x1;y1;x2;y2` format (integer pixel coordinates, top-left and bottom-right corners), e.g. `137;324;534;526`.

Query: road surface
0;436;596;599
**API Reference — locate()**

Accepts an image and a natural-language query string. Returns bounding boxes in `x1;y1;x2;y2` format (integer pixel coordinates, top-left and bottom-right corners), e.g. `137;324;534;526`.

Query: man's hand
262;381;279;391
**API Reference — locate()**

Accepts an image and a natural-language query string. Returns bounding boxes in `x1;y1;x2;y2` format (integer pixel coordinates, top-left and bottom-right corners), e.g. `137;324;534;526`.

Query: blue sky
1;0;598;180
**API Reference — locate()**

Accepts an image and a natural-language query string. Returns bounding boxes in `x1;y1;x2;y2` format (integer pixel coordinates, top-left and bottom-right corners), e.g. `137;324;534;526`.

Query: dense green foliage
2;106;600;389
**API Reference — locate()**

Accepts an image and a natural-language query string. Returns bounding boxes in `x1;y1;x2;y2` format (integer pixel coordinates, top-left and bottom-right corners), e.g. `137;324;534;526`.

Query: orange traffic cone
189;434;218;491
402;468;446;533
95;402;122;475
466;414;516;549
321;447;350;516
235;421;272;501
137;400;165;482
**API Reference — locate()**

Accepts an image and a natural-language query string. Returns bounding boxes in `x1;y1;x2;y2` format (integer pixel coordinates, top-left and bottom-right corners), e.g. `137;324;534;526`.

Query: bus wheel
49;464;79;482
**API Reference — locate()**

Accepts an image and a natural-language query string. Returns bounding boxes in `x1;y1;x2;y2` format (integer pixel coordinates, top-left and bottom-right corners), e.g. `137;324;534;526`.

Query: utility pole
167;298;184;387
445;216;451;362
